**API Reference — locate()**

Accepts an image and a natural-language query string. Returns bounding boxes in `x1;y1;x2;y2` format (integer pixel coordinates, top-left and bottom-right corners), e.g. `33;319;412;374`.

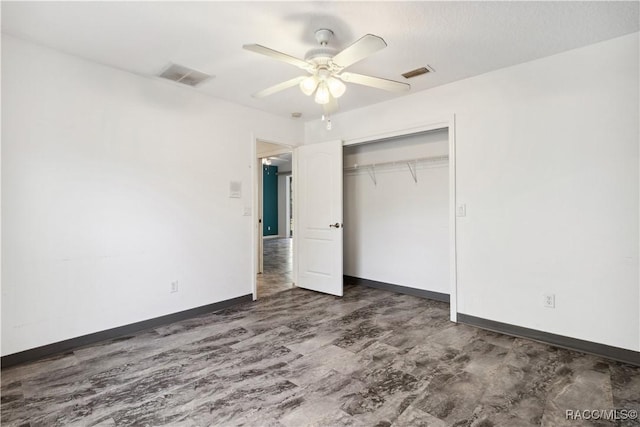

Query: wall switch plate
543;293;555;308
243;207;251;216
456;204;467;217
171;281;179;293
229;181;241;198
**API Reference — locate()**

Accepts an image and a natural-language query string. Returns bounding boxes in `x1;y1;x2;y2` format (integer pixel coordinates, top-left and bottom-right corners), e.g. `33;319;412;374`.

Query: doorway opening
255;140;295;299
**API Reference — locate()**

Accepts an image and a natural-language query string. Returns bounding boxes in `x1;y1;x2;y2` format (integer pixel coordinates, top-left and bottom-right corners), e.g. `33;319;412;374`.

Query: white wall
1;36;303;356
307;33;640;352
344;131;449;294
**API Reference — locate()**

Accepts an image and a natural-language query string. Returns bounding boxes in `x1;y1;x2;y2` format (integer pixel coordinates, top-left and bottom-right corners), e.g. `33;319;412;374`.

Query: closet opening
342;128;451;303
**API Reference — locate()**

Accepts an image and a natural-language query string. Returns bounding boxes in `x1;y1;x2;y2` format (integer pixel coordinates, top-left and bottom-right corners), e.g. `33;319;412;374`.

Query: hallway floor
257;237;293;298
2;283;639;426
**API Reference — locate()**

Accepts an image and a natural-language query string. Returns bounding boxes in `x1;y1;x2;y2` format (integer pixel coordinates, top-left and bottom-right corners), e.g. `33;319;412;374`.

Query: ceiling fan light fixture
245;29;408;114
327;77;346;98
299;75;318;96
314;82;331;104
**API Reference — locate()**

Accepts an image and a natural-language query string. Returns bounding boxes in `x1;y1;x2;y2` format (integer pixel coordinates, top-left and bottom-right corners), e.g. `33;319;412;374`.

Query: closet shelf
343;155;448;185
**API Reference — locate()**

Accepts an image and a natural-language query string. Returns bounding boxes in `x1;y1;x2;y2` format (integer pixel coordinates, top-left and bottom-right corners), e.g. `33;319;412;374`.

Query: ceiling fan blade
331;34;387;69
252;76;306;98
340;72;410;93
243;44;312;71
323;96;339;115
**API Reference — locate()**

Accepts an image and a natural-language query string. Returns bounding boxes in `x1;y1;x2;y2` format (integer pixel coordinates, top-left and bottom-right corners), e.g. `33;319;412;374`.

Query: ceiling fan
243;29;410;115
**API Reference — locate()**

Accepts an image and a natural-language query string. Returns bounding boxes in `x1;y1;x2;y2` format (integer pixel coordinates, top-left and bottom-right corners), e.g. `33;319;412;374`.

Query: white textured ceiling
2;1;638;121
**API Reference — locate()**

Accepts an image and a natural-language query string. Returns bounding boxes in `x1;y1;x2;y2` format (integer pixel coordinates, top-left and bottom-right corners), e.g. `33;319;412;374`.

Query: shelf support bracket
407;161;418;183
367;165;377;186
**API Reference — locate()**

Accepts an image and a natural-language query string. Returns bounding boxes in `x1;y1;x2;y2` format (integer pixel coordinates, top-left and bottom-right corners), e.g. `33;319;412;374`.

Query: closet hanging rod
343;154;448;171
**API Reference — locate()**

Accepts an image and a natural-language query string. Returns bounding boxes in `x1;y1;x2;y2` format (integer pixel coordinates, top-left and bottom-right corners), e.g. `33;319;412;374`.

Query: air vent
158;63;213;87
402;66;433;79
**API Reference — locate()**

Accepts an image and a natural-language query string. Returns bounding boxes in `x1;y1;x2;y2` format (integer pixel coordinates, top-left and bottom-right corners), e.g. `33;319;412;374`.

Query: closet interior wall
343;129;450;294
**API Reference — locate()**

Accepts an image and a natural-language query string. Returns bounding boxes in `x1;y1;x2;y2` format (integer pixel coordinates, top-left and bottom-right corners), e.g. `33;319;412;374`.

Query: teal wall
263;165;278;236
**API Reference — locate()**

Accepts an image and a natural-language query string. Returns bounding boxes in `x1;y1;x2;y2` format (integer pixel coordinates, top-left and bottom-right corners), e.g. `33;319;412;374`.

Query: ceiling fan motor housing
305;29;341;70
305;48;337;64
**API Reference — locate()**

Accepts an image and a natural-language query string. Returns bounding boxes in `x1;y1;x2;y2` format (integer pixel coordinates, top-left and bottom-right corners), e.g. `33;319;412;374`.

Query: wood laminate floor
2;283;639;426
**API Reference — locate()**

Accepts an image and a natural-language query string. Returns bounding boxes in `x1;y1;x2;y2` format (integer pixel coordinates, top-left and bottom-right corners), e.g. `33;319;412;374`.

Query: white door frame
251;136;296;301
285;175;292;238
257;156;264;274
342;114;458;322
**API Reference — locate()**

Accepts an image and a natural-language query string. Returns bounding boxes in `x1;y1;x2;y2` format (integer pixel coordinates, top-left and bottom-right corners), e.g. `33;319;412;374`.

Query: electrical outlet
171;281;179;293
543;293;555;308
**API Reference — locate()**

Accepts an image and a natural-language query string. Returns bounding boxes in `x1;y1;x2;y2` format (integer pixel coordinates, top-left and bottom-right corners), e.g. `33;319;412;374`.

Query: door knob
329;223;342;228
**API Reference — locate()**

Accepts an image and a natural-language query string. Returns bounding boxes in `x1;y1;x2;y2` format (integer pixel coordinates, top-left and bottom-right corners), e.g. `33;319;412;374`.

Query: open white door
295;140;343;296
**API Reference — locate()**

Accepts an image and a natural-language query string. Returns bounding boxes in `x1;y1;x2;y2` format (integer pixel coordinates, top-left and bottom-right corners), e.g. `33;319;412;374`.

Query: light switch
456;204;466;217
243;207;251;216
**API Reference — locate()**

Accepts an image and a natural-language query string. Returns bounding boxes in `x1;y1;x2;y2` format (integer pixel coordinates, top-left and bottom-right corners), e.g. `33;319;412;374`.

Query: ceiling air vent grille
158;63;212;87
402;66;433;79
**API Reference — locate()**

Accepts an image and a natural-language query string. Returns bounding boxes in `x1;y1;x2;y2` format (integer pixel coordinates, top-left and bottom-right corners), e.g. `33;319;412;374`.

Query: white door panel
295;140;343;296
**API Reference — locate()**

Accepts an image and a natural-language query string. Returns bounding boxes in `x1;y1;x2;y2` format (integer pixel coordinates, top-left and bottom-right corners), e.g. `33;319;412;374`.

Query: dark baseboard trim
458;313;640;367
345;275;450;303
1;294;253;369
